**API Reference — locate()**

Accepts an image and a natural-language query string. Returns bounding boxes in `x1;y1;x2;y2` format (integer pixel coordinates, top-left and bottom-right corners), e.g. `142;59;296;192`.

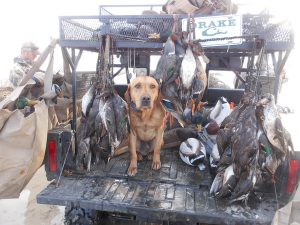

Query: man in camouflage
9;42;40;88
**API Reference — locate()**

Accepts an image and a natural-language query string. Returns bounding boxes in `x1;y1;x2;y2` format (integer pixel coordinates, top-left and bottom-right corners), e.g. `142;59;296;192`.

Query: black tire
64;204;100;225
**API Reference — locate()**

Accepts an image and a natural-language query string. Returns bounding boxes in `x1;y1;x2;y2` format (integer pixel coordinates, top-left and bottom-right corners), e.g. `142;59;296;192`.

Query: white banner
182;15;243;47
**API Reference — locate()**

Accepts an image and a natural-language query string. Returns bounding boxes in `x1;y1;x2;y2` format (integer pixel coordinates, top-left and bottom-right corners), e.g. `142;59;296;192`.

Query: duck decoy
209;97;231;126
179;138;206;166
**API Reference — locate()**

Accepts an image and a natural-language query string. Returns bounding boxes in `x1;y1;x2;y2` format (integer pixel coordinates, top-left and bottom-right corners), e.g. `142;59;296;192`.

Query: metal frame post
61;47;83;154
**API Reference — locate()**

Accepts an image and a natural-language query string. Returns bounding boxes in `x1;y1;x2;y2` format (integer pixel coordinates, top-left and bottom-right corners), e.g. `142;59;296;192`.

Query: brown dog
124;76;166;176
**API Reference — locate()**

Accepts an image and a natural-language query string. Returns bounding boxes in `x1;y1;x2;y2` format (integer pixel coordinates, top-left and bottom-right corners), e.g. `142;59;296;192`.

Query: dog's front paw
127;161;137;176
152;155;161;170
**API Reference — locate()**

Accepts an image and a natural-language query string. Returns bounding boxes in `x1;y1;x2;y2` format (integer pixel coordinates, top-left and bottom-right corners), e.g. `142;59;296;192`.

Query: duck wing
229;166;258;204
81;84;95;117
153;55;178;83
85;96;101;137
210;171;224;196
192;56;207;100
112;92;129;145
99;97;118;156
215;165;237;198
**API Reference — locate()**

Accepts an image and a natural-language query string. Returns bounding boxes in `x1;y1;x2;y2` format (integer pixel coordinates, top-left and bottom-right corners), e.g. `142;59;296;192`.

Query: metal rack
58;5;294;142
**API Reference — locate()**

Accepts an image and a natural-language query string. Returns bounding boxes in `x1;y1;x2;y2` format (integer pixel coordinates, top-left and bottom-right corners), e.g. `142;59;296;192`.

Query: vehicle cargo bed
37;149;279;225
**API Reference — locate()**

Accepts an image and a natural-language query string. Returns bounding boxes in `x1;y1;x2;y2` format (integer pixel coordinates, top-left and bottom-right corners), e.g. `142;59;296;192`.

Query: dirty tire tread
64;205;99;225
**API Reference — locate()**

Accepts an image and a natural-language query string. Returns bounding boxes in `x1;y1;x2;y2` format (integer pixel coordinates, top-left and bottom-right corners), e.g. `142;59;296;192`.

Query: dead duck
217;146;233;172
81;83;96;118
180;45;196;99
229;167;257;204
257;94;293;156
220;91;255;129
192;55;207;100
161;98;186;127
153;36;178;84
164;36;176;55
256;97;291;178
231;105;259;175
216;128;232;156
161;80;185;127
210;171;224;196
99;96;118;157
210;147;234;196
111;92;129;146
170;32;186;58
215;165;237;198
15;96;39;109
229;103;260;203
192;76;206;103
76;137;91;171
95;108;105;143
85;96;101;138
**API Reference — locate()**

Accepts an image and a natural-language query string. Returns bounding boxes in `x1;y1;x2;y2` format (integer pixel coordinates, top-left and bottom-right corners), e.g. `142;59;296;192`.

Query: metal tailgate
37;149;278;225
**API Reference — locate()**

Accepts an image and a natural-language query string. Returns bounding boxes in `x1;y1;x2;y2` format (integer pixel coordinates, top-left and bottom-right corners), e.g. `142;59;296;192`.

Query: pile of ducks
77;83;129;171
209;92;294;203
151;31;208;127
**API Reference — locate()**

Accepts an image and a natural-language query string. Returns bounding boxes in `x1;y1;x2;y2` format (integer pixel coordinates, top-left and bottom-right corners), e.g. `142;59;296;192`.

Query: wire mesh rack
59;14;294;51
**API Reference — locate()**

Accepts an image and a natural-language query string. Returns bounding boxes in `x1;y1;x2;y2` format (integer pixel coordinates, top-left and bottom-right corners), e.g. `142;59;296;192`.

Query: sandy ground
0;166;65;225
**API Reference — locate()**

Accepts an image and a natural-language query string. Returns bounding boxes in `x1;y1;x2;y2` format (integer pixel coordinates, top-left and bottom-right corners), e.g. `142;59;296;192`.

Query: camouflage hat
21;41;40;53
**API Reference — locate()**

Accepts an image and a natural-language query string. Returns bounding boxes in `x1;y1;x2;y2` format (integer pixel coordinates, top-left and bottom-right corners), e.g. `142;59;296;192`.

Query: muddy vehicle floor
38;149;280;225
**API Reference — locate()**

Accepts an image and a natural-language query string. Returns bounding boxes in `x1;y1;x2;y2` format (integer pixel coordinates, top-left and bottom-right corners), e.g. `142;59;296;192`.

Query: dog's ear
124;84;131;104
156;87;164;103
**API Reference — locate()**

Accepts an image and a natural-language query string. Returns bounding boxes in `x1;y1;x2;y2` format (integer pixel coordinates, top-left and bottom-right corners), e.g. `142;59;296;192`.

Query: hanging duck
255;94;294;183
229;163;259;204
154;33;187;128
211;91;295;204
81;83;96;118
210;146;233;197
191;52;208;101
258;94;294;156
153;36;178;84
111;91;129;147
85;95;101;138
180;45;196;100
76;137;91;171
226;93;260;203
216;165;237;198
211;92;255;201
99;95;118;157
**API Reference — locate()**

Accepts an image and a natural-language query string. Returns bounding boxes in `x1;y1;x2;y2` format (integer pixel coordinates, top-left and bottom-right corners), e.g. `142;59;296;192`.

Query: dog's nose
141;95;151;107
142;96;150;102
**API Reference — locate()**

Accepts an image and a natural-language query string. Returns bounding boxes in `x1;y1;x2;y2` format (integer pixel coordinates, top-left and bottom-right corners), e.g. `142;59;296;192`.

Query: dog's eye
134;83;141;89
150;84;156;89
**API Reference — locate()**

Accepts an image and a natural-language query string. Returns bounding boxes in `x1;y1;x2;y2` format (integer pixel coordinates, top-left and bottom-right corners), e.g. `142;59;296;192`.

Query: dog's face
125;76;160;111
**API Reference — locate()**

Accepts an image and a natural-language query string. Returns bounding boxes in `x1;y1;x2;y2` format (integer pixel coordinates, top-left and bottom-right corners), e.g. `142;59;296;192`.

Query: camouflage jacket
9;57;32;88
